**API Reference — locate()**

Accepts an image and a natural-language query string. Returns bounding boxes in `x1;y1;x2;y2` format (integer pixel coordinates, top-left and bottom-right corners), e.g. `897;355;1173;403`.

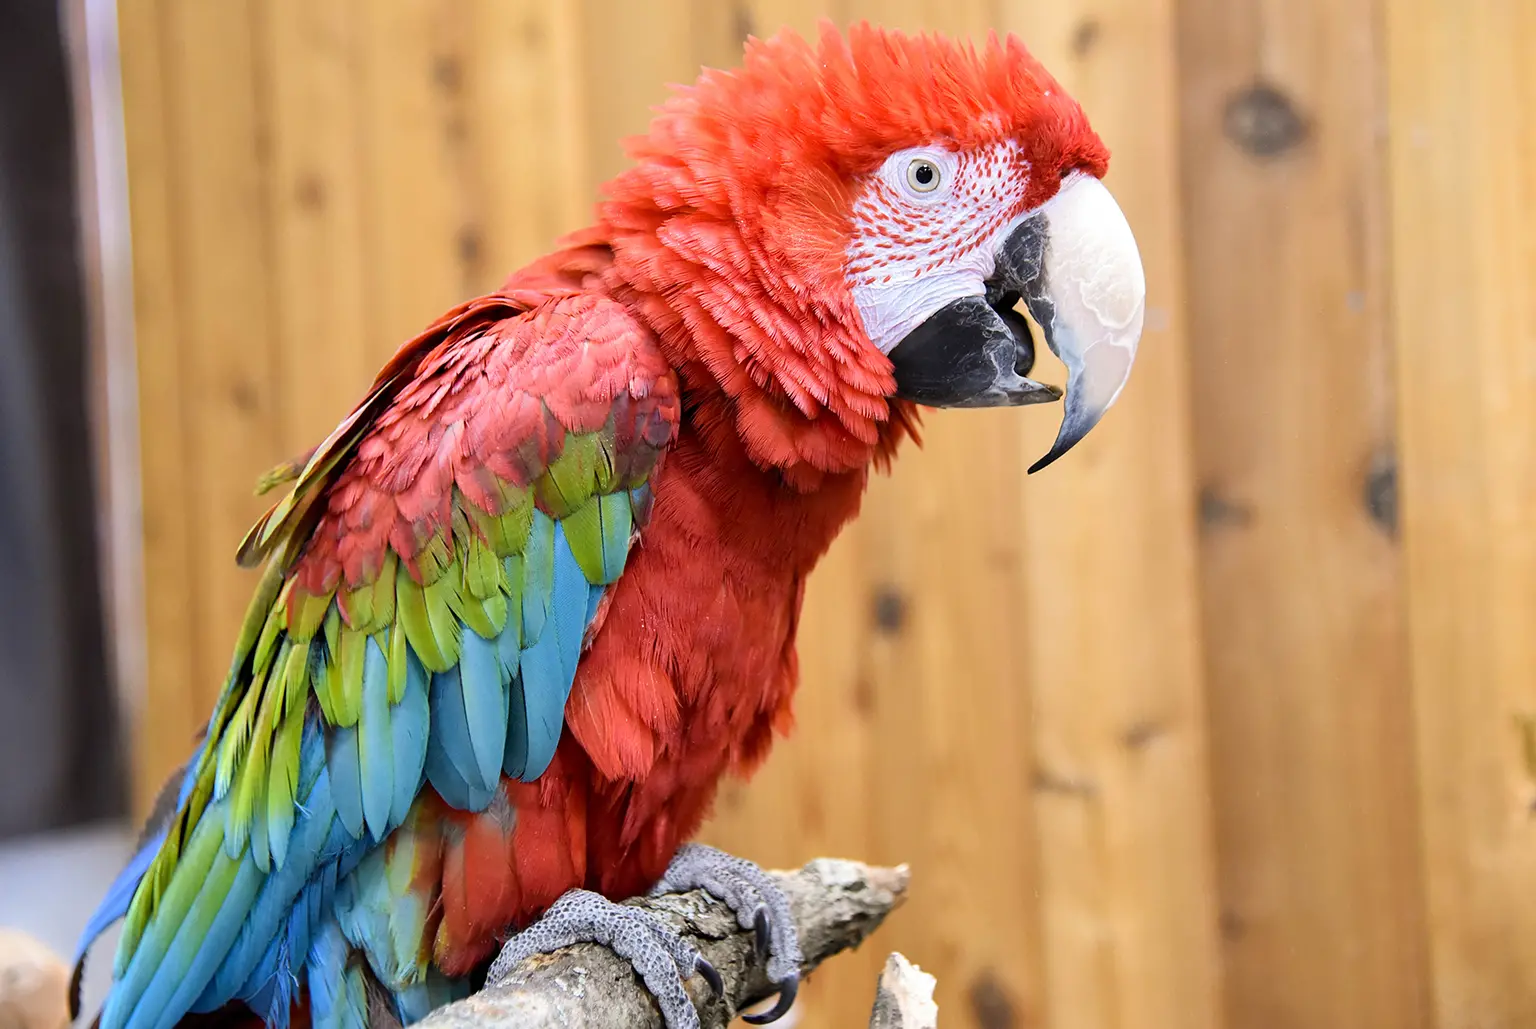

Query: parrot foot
486;888;721;1029
651;843;803;1025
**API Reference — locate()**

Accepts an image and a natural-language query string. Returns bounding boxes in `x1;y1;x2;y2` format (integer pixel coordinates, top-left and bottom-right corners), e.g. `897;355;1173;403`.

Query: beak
887;174;1146;473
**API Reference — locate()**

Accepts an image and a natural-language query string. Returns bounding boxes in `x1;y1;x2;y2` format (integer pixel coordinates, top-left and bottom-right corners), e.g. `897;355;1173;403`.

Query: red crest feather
594;23;1105;482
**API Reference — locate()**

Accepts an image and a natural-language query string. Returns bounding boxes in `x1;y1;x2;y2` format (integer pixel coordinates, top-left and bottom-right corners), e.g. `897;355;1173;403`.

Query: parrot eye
905;158;942;194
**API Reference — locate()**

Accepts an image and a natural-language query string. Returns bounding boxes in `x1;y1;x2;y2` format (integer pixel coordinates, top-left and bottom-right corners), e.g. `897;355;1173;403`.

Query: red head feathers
582;23;1126;486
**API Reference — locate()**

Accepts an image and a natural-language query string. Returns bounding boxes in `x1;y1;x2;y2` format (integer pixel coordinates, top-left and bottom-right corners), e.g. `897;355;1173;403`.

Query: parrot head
604;23;1145;475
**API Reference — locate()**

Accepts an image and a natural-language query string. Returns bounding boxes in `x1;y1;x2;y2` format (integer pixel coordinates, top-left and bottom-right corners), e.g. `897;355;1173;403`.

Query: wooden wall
110;1;1536;1027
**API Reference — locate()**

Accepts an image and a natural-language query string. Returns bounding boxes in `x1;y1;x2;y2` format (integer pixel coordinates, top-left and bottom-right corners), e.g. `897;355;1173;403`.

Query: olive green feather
387;622;409;704
397;573;459;672
313;605;344;724
561;491;632;585
288;587;331;643
468;486;533;557
328;627;367;729
345;550;398;632
537;433;599;515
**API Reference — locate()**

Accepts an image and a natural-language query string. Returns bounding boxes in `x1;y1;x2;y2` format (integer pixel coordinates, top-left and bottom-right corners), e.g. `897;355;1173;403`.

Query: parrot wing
89;288;679;1029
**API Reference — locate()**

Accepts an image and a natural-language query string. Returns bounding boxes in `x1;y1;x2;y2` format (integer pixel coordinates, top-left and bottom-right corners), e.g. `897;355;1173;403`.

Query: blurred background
1;0;1533;1027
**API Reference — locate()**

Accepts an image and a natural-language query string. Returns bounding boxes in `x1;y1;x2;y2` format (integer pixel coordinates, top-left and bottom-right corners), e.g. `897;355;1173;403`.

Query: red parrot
75;22;1145;1029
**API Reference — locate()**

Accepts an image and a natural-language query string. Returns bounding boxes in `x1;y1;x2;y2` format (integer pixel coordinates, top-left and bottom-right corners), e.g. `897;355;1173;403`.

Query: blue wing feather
357;636;393;842
515;521;597;780
327;725;365;839
388;654;430;828
551;523;592;686
458;628;511;793
146;851;265;1029
204;724;333;1004
594;492;632;583
521;512;555;643
308;918;369;1029
425;664;497;811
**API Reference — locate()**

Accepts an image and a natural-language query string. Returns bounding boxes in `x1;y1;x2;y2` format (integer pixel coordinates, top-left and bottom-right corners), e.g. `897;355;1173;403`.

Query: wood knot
1121;720;1165;750
1223;84;1308;158
1198;487;1253;532
228;378;260;414
853;674;877;717
1364;448;1398;537
1032;766;1099;799
293;174;325;211
968;971;1017;1029
871;587;908;636
432;55;462;94
457;225;483;266
733;2;756;43
1071;19;1101;58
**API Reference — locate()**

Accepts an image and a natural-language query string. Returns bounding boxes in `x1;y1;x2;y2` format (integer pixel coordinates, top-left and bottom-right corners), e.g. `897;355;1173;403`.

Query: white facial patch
845;141;1032;354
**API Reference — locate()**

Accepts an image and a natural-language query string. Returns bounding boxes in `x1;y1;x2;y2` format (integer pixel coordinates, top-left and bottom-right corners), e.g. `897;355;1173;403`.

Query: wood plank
834;0;996;34
574;0;744;196
354;0;476;350
1387;0;1536;1022
1178;0;1433;1025
995;2;1224;1027
461;1;592;279
117;0;200;812
158;0;284;718
854;413;1048;1029
257;0;376;455
740;0;828;40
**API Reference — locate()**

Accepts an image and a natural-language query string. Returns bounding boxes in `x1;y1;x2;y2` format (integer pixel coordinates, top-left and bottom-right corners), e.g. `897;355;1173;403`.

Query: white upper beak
1022;173;1145;472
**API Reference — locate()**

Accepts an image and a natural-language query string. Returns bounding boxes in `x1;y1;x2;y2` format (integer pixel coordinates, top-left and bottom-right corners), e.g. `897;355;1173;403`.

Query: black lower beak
885;295;1060;407
885;293;1061;409
886;225;1061;409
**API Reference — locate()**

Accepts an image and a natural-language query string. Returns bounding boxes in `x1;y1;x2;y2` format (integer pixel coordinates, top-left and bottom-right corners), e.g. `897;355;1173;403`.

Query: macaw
75;22;1144;1029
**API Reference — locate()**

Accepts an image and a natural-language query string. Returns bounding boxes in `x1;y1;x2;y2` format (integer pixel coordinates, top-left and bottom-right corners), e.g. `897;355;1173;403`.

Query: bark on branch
868;954;938;1029
418;859;910;1029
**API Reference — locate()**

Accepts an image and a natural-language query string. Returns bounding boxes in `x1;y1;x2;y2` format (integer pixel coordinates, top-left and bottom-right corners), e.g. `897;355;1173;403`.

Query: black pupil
914;163;934;185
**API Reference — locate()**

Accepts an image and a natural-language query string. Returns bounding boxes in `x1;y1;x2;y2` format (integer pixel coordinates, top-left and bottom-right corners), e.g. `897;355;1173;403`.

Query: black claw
743;976;799;1025
752;908;770;957
696;957;725;997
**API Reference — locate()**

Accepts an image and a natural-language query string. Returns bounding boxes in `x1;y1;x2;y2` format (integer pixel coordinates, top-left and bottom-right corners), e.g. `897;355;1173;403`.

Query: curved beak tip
1025;175;1146;473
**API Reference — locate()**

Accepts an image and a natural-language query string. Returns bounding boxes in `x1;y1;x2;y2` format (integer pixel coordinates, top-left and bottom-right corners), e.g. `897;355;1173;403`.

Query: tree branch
417;859;910;1029
868;954;938;1029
